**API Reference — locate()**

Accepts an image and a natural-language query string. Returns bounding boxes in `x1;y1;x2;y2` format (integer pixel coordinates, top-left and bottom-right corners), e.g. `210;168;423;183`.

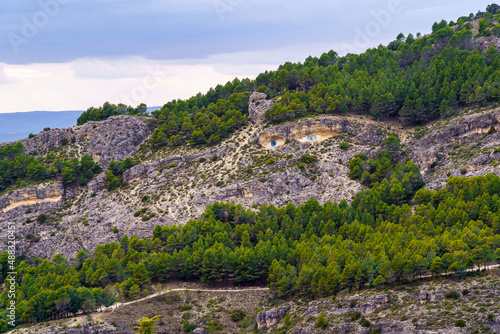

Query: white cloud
0;64;16;85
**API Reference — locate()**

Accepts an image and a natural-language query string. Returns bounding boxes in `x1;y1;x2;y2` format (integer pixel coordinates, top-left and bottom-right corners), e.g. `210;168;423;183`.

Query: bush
178;304;193;312
182;319;196;332
28;133;35;139
37;214;47;224
113;227;119;233
349;311;361;321
230;309;246;322
300;154;317;164
339;141;350;150
350;299;357;308
369;328;382;334
488;313;495;321
462;289;469;296
444;290;460;300
359;318;371;328
316;313;328;329
454;319;466;327
298;163;305;169
208;320;223;331
460;168;467;175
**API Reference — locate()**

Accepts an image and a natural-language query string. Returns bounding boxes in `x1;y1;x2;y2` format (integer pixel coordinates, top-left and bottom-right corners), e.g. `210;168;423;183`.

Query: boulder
419;290;443;303
256;305;290;330
249;92;275;124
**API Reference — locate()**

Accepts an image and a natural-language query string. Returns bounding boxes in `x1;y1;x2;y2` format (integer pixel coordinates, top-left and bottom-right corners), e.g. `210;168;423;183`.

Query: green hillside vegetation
2;153;500;328
74;6;500;151
76;102;148;125
0;143;101;191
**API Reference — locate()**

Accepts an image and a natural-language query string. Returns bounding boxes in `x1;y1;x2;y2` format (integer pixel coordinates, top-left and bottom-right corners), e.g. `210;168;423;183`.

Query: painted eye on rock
299;134;321;143
270;141;277;147
307;135;318;142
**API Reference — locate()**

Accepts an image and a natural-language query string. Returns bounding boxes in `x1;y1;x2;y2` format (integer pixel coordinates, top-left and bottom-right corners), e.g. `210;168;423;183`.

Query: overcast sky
0;0;493;113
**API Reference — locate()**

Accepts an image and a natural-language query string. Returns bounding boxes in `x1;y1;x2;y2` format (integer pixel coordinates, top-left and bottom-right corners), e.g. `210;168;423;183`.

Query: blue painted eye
307;135;318;142
270;141;277;147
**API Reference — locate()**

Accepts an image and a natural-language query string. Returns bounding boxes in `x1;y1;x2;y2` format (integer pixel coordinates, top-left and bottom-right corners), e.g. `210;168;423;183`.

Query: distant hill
0;107;161;143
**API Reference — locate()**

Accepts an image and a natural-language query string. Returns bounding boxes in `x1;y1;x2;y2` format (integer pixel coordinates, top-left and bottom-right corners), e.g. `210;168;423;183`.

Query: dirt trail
100;287;270;313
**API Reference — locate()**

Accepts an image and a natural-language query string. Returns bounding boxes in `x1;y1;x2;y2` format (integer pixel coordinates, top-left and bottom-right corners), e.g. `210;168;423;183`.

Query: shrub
182;319;196;332
488;313;495;321
339;141;350;150
208;320;223;331
178;304;193;312
215;181;225;187
460;168;467;175
359;318;371;328
28;133;35;139
230;309;246;322
455;319;466;327
298;163;305;169
37;214;48;224
349;311;361;321
444;290;460;300
488;126;497;135
462;289;470;296
266;158;275;165
300;154;317;164
369;328;382;334
113;227;119;233
316;313;328;329
350;299;357;308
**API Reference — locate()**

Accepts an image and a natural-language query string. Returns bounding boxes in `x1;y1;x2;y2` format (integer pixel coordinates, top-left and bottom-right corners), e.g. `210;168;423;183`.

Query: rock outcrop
248;92;275;124
1;115;154;167
256;306;290;330
0;182;64;213
257;116;386;149
406;109;500;190
418;290;443;304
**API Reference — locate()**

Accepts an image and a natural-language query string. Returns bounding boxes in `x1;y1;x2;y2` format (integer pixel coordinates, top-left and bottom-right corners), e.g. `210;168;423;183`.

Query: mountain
2;6;500;334
0;107;161;143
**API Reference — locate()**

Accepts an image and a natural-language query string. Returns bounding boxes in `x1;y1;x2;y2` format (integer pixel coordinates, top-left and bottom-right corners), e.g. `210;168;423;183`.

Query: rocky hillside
10;268;500;334
1;95;500;260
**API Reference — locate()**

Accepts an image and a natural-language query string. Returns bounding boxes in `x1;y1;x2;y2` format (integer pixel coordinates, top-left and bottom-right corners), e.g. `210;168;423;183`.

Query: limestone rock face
406;110;500;190
256;306;290;330
1;115;154;168
248;92;275;124
0;182;64;214
419;290;443;303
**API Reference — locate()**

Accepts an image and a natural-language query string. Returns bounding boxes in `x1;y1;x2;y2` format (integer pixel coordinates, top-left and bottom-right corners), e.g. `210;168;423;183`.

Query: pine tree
133;263;151;290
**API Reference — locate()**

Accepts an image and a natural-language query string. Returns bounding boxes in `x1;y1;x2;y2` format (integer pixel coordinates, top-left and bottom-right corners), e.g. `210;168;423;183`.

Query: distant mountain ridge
0;107;161;143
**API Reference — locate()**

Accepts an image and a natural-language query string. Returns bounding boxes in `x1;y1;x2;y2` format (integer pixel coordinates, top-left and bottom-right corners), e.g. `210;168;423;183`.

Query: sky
0;0;493;113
